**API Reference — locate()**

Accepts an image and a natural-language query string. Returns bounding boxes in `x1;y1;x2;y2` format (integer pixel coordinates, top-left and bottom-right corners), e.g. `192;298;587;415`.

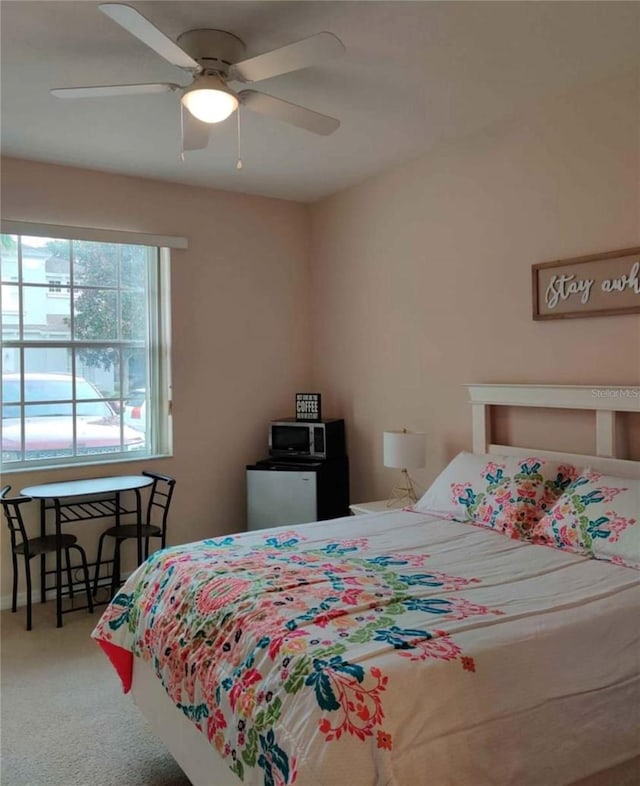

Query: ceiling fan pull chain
236;105;243;170
179;103;185;161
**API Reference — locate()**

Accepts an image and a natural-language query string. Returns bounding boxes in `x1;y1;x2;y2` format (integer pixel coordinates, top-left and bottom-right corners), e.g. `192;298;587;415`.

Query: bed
92;384;640;786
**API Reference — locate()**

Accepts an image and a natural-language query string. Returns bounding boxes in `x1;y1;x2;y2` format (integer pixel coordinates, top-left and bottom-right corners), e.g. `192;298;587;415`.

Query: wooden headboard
467;384;640;479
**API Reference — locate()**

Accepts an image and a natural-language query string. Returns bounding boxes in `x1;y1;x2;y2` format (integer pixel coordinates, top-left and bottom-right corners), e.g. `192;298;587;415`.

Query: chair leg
110;539;121;600
64;547;74;599
40;553;46;604
11;551;18;613
72;545;94;615
24;554;32;632
93;532;107;597
144;536;150;560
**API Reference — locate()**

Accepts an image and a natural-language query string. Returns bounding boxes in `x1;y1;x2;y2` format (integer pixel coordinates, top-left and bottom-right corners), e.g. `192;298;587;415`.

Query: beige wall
309;70;640;505
1;158;311;601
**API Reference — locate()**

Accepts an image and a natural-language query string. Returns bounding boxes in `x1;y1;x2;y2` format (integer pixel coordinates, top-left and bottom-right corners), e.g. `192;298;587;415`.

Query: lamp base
386;468;418;508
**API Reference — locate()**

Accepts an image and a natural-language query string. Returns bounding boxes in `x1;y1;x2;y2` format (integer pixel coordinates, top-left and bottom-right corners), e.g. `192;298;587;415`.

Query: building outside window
0;227;174;471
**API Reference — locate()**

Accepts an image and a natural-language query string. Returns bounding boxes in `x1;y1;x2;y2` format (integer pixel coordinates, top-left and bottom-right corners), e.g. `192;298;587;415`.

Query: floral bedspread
92;511;640;786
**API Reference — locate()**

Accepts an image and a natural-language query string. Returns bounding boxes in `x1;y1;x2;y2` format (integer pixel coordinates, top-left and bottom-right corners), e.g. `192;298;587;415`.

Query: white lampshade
181;74;238;123
383;430;426;469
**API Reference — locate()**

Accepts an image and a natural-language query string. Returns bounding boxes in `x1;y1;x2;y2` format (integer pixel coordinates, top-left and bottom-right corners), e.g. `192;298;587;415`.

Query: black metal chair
1;485;94;631
92;470;176;598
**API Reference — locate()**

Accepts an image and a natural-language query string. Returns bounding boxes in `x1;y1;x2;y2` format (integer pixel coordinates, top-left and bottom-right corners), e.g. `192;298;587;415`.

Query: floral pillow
414;451;580;540
531;471;639;568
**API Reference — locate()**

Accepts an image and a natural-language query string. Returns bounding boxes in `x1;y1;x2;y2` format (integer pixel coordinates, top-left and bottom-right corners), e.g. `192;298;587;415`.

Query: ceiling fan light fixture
181;74;238;123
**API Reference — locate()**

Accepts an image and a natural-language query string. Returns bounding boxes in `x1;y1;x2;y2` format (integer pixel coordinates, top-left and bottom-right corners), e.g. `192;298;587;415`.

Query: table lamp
383;429;426;507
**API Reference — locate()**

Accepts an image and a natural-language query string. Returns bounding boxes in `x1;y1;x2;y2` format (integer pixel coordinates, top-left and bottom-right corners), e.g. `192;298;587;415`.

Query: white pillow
414;452;581;539
532;470;640;568
414;452;491;519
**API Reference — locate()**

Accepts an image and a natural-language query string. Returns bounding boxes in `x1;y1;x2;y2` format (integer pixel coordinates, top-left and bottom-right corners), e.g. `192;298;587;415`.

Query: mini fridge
246;456;349;531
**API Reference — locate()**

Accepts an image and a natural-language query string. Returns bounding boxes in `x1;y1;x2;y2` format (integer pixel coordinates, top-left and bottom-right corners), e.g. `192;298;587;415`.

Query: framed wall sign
532;246;640;320
296;393;321;421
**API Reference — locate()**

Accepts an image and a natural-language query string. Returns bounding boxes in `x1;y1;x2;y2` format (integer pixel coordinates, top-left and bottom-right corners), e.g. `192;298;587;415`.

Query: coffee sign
296;392;321;421
532;246;640;320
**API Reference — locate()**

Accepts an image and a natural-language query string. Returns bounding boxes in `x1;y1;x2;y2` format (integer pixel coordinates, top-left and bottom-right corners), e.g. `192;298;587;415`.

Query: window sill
0;451;173;476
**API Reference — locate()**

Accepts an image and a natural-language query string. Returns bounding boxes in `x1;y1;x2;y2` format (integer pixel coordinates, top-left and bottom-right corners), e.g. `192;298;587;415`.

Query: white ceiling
1;1;639;203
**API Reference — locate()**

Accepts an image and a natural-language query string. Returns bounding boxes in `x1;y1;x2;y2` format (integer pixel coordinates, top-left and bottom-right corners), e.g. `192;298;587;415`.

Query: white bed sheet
131;657;640;786
102;510;640;786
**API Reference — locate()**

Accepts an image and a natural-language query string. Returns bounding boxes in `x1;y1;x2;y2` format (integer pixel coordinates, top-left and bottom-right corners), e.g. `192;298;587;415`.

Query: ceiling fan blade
239;90;340;135
229;32;345;83
99;3;202;72
182;107;211;151
51;83;180;99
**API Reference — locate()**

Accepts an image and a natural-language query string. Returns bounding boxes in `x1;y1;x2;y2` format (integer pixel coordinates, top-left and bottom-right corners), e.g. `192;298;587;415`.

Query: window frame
0;221;181;473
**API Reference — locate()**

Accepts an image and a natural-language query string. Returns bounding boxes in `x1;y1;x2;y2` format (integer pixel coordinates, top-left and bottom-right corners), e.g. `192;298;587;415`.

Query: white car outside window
2;373;145;463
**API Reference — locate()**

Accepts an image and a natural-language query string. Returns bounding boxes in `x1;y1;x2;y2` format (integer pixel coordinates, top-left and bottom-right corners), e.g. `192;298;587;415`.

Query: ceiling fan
51;3;345;152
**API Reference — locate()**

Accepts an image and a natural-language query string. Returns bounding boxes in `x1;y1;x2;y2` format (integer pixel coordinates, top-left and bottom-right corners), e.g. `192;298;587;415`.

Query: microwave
269;418;345;460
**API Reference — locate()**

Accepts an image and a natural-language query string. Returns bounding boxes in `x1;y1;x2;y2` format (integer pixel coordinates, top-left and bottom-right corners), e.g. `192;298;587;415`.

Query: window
48;278;66;295
1;226;175;470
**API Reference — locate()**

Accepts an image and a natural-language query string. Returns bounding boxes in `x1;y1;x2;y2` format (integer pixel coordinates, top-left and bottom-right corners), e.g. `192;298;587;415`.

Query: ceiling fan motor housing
176;29;246;76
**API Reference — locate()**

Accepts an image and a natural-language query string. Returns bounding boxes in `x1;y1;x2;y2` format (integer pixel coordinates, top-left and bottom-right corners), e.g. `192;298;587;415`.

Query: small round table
22;475;154;627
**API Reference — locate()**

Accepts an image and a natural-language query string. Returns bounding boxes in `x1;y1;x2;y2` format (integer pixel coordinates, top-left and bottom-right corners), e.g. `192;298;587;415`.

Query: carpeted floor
0;599;192;786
